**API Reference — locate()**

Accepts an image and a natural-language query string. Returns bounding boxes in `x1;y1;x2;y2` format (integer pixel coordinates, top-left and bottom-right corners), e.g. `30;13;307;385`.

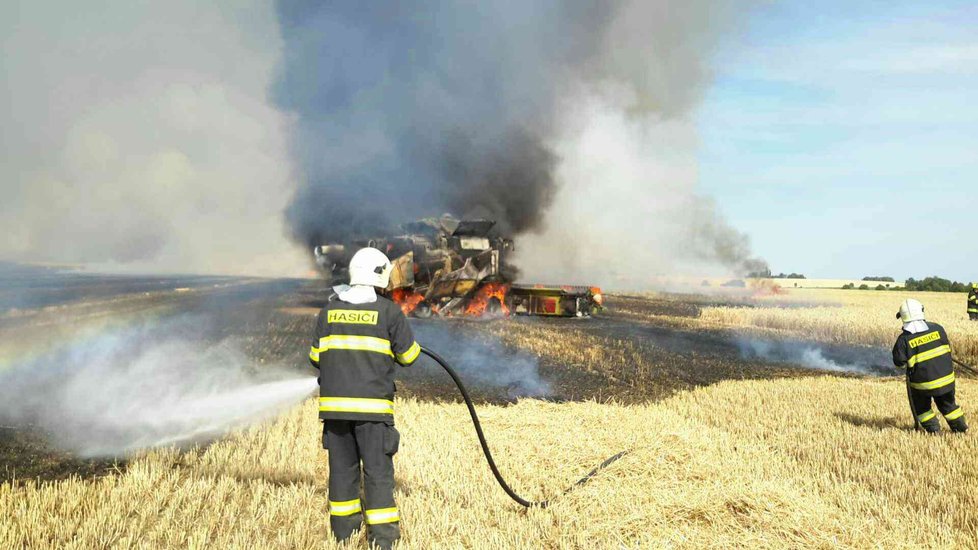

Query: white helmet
348;247;392;288
897;299;925;323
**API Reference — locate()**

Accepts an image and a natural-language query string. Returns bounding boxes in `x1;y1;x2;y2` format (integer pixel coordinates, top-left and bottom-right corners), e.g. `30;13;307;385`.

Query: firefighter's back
315;295;409;422
902;320;954;395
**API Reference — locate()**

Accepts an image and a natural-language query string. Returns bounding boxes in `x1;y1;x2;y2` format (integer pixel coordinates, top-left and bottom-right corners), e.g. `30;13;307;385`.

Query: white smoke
516;86;764;288
516;89;703;285
736;337;884;375
414;324;552;398
0;316;315;457
0;1;306;276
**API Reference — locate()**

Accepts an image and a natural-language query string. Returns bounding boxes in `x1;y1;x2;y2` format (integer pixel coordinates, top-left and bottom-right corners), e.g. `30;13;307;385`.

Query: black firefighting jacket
969;288;978;314
309;293;421;421
892;321;955;396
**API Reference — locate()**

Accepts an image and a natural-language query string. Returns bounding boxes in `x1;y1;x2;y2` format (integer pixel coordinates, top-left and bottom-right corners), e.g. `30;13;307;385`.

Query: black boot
368;523;399;550
331;517;362;544
949;417;968;433
921;418;942;433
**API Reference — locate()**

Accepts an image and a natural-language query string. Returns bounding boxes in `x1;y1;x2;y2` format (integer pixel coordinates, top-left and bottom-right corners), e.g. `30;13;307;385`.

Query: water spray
420;347;627;508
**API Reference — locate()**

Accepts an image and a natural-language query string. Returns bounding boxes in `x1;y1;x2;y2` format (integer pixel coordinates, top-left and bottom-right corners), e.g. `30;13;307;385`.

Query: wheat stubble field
2;278;978;549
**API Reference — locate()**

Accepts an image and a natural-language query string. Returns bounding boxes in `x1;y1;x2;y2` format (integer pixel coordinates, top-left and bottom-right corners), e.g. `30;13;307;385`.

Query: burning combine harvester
314;216;602;318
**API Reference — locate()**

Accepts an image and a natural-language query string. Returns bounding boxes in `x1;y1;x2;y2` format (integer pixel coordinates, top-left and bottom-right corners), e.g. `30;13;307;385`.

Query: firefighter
969;283;978;321
892;299;967;433
308;247;422;549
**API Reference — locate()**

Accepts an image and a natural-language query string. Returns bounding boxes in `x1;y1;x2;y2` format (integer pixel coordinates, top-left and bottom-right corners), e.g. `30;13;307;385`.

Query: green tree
904;276;969;292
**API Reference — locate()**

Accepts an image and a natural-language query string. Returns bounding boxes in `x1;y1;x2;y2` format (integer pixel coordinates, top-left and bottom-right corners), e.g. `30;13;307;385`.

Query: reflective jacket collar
333;284;377;304
903;320;929;334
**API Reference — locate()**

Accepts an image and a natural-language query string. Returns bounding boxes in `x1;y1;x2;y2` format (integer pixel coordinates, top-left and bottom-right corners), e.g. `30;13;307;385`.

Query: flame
464;283;511;317
749;279;786;297
390;288;425;315
590;287;604;306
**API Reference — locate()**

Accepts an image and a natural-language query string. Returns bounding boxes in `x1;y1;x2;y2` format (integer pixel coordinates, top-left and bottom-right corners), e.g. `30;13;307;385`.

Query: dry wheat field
610;288;978;367
696;289;978;366
3;279;978;549
3;379;976;549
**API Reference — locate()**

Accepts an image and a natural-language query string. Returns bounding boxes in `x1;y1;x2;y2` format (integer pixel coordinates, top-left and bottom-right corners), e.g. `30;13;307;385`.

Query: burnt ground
0;275;893;483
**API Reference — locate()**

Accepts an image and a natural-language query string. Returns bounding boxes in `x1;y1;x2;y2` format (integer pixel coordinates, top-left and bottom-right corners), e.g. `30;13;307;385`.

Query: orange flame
590;287;604;306
390;288;425;315
749;279;786;297
464;283;511;317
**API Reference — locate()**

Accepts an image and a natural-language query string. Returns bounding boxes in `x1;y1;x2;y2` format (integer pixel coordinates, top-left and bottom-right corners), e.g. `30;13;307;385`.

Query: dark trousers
911;387;968;433
323;420;401;548
970;312;978;321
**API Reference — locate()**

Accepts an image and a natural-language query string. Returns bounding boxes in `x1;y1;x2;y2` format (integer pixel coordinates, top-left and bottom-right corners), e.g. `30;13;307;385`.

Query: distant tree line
746;268;806;279
742;271;971;292
842;276;972;292
904;277;971;292
842;282;892;291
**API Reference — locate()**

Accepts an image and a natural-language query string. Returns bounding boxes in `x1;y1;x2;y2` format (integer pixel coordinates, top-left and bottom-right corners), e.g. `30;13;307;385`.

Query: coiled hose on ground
420;347;628;508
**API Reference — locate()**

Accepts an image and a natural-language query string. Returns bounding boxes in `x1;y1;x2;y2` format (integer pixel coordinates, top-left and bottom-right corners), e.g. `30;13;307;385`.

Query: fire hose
420;347;628;508
953;357;978;376
905;370;921;431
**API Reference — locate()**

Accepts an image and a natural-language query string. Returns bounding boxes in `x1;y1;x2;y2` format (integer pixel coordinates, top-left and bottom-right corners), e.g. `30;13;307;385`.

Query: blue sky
697;1;978;281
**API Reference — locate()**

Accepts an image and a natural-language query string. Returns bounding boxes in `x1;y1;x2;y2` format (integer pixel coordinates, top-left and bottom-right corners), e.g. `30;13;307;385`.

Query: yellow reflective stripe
309;347;320;362
317;335;394;357
397;342;421;364
365;507;399;525
908;345;951;367
329;499;362;517
917;410;937;423
945;407;965;421
319;397;394;415
908;331;940;348
910;372;955;391
969;308;978;313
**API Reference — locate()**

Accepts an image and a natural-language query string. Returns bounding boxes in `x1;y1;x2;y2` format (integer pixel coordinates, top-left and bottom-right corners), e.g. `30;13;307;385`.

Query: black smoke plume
273;1;766;278
272;2;581;245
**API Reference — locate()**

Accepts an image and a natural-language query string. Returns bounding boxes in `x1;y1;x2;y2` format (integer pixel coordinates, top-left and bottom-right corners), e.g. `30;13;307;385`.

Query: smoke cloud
735;336;894;376
0;315;315;457
3;2;768;281
273;1;767;281
414;323;551;398
0;1;305;276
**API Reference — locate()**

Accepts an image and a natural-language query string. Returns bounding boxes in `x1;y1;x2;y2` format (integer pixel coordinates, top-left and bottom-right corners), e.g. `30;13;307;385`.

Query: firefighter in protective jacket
892;299;967;433
309;247;421;549
968;283;978;321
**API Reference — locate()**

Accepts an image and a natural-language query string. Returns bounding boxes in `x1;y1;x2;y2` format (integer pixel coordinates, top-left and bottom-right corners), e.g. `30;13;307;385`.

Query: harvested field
694;289;978;366
2;275;977;548
3;378;977;548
